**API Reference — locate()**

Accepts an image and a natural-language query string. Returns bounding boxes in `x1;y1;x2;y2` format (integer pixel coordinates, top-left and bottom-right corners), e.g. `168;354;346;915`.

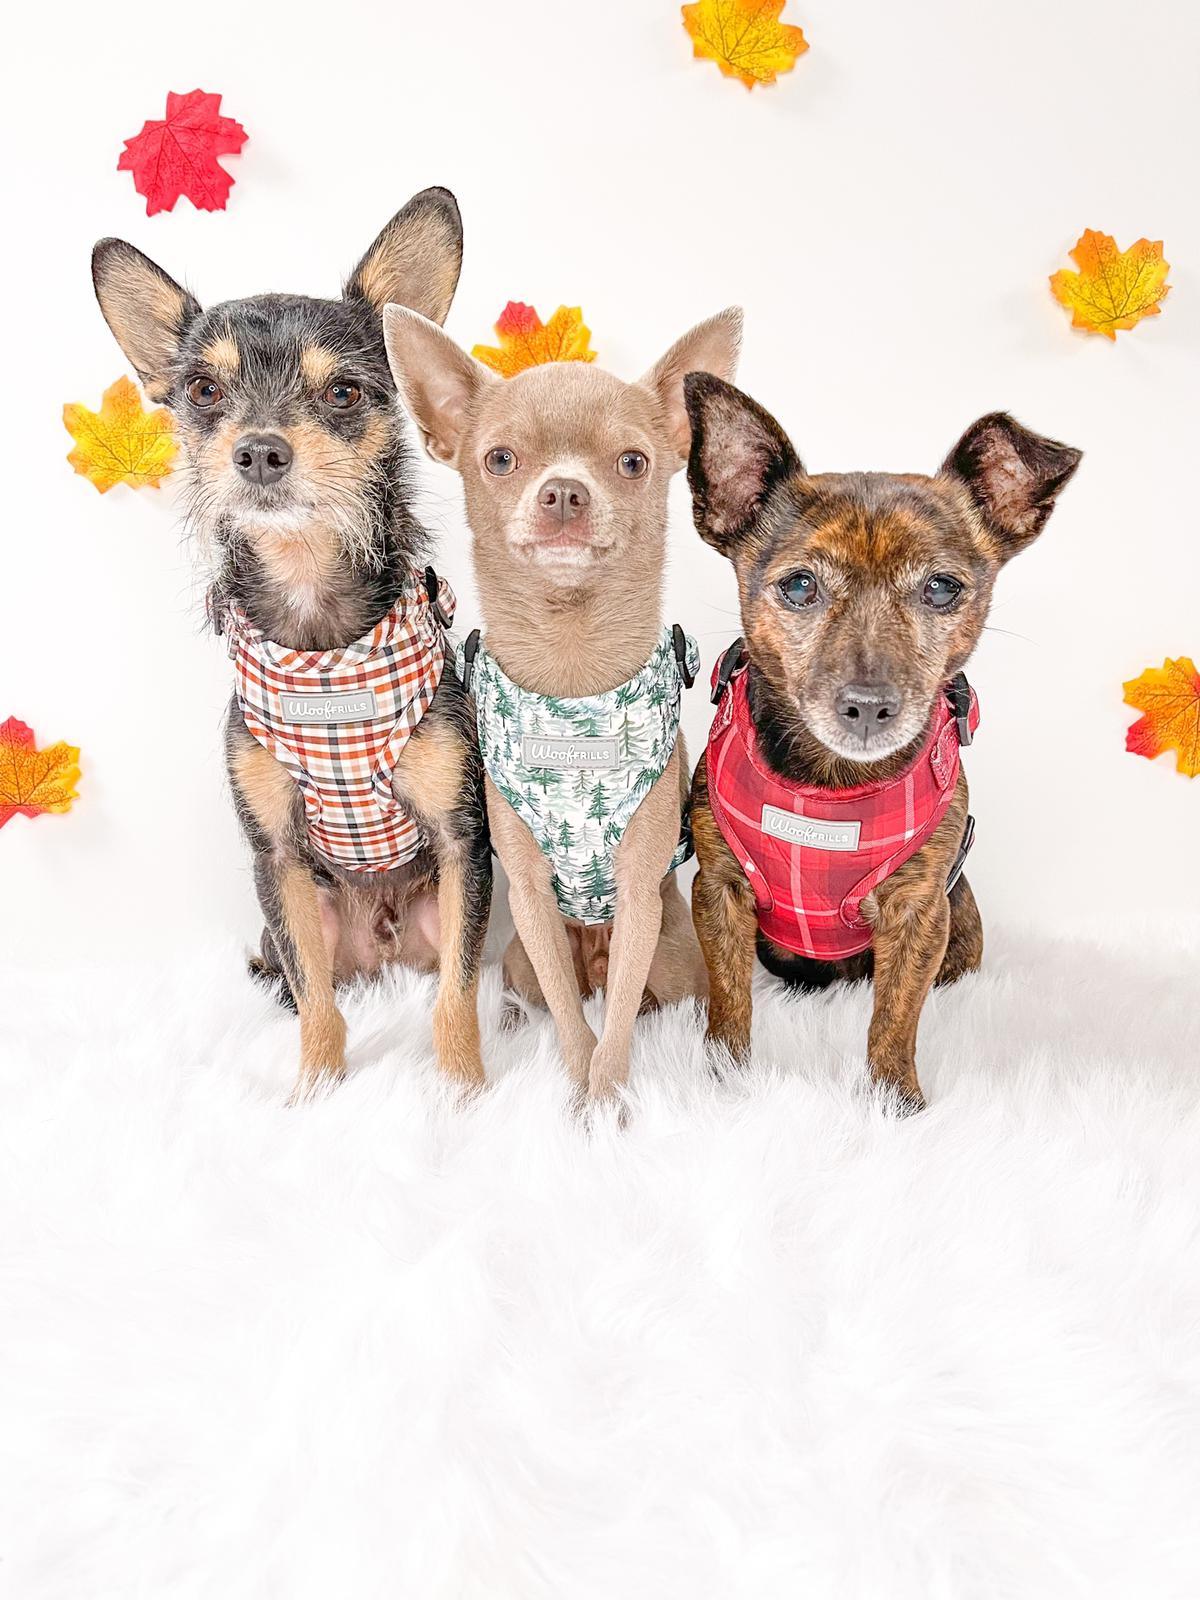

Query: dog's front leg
587;756;683;1101
865;876;951;1112
688;754;758;1065
253;851;347;1103
428;827;491;1091
486;778;597;1088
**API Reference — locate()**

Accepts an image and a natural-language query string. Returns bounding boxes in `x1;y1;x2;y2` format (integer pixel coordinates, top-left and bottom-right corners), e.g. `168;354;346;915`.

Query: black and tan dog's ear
383;306;496;466
683;373;801;553
91;240;200;401
940;412;1082;559
345;187;463;326
640;308;742;459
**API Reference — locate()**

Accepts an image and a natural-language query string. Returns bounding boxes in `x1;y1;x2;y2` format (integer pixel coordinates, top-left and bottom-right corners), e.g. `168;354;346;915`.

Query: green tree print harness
458;627;700;924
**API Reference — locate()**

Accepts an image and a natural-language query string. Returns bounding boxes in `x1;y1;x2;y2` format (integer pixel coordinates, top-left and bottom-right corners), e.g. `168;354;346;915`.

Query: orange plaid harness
218;571;454;873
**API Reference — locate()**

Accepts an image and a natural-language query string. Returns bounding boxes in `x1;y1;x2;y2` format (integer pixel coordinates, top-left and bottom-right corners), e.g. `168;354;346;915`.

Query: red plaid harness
219;571;454;873
706;643;978;961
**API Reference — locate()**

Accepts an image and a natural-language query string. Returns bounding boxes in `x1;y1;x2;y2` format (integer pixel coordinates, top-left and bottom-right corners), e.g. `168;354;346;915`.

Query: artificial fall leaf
682;0;808;88
471;303;596;378
63;377;177;494
0;718;82;831
1124;657;1200;778
1050;230;1170;340
118;89;247;216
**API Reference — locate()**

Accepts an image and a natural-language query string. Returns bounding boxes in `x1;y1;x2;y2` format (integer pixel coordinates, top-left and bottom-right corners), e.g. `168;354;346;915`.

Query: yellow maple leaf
0;717;82;830
682;0;808;88
63;376;178;493
472;303;596;378
1050;231;1170;340
1124;657;1200;778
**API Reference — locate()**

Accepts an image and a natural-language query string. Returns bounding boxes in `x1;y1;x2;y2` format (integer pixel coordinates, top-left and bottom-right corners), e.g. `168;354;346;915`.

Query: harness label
761;804;862;852
521;734;620;770
278;690;379;724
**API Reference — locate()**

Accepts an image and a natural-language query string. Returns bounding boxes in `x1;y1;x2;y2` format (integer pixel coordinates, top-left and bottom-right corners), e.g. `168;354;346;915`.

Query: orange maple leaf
1124;659;1200;778
0;717;82;830
1050;231;1170;340
63;376;178;493
682;0;808;88
471;303;596;378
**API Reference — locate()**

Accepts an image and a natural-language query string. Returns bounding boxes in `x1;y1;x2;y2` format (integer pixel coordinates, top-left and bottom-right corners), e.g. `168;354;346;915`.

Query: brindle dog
683;375;1081;1109
91;189;492;1102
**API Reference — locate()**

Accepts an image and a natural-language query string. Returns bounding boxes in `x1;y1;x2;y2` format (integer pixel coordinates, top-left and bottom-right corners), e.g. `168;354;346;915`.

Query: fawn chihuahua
383;307;741;1101
684;377;1081;1109
92;188;493;1102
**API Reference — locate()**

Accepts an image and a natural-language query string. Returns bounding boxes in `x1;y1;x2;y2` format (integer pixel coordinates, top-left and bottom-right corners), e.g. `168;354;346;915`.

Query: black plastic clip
712;637;747;705
947;672;973;747
459;628;481;697
945;813;976;895
672;623;696;689
424;565;451;629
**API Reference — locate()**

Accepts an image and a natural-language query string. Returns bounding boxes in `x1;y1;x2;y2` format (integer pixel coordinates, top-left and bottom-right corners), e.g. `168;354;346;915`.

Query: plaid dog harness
706;642;978;961
459;626;699;924
219;570;454;873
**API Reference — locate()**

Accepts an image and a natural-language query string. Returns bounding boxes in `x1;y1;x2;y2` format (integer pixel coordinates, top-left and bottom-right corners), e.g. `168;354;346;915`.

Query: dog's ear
345;187;463;326
383;306;495;466
940;412;1082;559
639;308;742;459
91;240;201;401
684;373;800;554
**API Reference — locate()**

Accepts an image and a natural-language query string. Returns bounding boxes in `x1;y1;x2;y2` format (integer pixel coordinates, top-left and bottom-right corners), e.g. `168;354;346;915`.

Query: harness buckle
712;637;747;705
671;624;696;689
945;812;976;895
459;628;482;697
947;672;973;746
424;565;451;630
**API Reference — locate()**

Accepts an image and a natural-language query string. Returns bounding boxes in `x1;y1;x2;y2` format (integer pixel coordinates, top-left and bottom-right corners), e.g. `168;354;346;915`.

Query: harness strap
712;636;748;705
460;628;482;697
672;624;696;689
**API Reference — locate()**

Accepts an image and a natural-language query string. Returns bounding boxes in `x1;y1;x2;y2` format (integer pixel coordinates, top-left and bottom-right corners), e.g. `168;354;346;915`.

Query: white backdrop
3;0;1198;967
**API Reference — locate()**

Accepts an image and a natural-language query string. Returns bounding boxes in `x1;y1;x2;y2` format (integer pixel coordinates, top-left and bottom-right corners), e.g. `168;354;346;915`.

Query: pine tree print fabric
461;629;701;924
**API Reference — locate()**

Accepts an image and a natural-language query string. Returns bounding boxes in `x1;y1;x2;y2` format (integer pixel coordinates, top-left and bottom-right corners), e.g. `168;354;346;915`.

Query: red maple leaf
118;90;247;216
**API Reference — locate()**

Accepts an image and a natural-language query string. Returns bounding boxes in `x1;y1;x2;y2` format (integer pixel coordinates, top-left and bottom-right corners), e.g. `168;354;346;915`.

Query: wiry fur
90;189;493;1101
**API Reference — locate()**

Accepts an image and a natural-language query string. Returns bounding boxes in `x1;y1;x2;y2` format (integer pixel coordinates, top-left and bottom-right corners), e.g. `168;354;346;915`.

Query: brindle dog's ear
683;373;801;554
91;240;201;402
345;187;463;326
940;412;1082;560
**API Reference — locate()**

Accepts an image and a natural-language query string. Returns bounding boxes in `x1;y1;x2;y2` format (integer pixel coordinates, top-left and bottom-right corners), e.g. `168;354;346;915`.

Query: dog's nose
232;433;293;487
835;682;902;736
538;477;590;523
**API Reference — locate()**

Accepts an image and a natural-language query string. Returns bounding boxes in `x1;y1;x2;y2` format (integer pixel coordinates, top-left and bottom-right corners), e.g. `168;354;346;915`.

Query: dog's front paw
286;1062;346;1107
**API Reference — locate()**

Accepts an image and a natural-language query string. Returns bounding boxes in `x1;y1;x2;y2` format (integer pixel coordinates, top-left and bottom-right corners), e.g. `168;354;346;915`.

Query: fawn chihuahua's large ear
940;412;1082;559
383;307;496;466
639;308;742;459
91;240;201;401
345;187;463;326
684;373;801;553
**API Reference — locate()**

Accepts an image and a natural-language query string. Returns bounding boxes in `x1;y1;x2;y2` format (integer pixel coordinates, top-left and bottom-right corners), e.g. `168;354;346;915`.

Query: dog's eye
617;451;648;480
923;574;963;610
779;570;820;609
186;375;224;409
322;383;362;410
484;447;518;477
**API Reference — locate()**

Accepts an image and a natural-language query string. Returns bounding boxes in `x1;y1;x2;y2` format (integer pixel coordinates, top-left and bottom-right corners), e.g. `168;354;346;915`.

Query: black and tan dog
684;376;1081;1108
92;189;492;1101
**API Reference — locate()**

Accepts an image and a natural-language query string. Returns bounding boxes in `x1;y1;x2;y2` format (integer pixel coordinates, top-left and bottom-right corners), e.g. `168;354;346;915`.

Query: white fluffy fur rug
3;923;1200;1599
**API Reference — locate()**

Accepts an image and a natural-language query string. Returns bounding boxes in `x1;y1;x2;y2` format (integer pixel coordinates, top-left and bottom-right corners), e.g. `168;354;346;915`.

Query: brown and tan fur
382;308;743;1100
91;190;492;1103
684;376;1081;1109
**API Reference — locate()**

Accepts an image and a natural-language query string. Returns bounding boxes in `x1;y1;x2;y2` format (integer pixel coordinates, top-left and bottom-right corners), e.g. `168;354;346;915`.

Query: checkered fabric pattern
706;660;979;961
221;573;454;872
